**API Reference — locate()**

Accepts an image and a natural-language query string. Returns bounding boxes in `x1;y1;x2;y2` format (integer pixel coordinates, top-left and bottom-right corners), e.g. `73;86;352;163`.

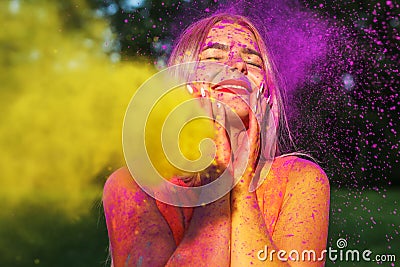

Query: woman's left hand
231;90;267;191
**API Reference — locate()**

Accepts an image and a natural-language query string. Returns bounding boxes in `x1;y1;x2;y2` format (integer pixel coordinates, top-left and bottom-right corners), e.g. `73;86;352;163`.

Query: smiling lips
211;79;251;95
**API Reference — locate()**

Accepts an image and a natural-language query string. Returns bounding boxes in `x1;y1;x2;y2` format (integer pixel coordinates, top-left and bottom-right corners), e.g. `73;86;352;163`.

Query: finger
261;102;277;160
257;93;268;127
186;83;198;96
212;101;231;170
256;92;268;154
254;82;271;128
248;89;260;146
246;88;261;174
196;83;213;119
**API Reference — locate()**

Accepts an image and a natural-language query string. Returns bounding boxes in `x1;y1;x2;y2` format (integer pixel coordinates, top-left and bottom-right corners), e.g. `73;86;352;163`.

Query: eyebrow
242;47;262;58
202;42;230;51
201;42;262;58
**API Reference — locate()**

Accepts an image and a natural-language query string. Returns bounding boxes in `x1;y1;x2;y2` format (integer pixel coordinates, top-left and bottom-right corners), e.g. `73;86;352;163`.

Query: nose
227;52;248;75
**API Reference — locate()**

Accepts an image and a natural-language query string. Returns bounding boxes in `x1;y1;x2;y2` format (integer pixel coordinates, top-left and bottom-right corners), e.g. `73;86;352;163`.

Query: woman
103;13;330;266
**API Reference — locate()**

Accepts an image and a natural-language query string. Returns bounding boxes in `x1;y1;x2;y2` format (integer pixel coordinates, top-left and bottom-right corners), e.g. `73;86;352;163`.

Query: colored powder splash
146;89;215;180
170;0;331;96
166;0;398;185
137;85;215;182
183;0;398;257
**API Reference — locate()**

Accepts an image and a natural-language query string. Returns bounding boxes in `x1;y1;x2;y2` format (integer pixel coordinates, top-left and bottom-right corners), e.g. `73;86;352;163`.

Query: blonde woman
103;13;330;267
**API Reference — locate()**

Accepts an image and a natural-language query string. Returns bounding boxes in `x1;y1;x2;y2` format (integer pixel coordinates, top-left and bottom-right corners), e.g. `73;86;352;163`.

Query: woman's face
198;21;267;120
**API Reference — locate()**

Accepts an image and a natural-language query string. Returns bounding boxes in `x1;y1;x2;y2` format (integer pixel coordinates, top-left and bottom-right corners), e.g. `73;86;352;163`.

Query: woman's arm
271;158;330;265
166;193;231;266
230;169;286;267
162;87;232;266
104;167;232;267
103;168;177;267
231;158;330;266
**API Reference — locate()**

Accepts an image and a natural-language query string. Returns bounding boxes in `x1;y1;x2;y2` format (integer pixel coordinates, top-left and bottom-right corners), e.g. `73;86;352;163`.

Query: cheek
248;71;266;88
247;69;266;92
217;93;250;119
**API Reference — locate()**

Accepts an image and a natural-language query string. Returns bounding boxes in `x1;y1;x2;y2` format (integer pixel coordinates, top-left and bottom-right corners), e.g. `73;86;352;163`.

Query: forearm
230;185;289;267
166;193;231;266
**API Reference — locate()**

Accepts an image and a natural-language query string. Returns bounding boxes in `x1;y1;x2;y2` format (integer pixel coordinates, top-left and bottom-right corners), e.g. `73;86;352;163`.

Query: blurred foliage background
0;0;398;266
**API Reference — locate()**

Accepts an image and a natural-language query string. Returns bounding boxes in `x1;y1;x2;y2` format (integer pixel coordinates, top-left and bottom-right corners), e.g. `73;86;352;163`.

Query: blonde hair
168;13;296;158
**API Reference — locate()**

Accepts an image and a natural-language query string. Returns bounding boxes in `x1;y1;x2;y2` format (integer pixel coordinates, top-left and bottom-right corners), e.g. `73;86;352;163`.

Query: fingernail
186;84;194;94
266;95;271;104
257;84;264;99
201;87;206;97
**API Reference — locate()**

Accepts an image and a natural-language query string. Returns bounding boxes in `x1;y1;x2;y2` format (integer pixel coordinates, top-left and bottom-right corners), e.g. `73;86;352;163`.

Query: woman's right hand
189;82;233;184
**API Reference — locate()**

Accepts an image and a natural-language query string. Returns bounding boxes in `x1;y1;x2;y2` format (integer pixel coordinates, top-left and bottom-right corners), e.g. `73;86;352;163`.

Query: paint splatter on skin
168;0;398;189
173;1;397;255
113;0;398;263
198;21;265;120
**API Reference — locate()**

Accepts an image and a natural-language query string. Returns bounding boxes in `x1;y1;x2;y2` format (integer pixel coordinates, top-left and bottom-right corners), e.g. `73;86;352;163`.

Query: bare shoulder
292;157;328;183
275;156;330;190
288;157;330;193
103;167;138;198
107;166;132;182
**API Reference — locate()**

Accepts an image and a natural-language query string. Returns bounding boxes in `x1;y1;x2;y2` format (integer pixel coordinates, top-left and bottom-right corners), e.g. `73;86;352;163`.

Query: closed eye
243;53;263;69
205;57;223;61
247;61;262;68
199;46;226;62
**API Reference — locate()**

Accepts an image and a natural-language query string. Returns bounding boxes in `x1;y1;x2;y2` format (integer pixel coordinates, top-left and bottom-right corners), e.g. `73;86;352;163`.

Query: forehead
203;21;260;51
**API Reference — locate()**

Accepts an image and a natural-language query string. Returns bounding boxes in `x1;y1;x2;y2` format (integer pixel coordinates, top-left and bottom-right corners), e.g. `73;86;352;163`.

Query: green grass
0;193;109;267
0;188;398;267
326;188;399;266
